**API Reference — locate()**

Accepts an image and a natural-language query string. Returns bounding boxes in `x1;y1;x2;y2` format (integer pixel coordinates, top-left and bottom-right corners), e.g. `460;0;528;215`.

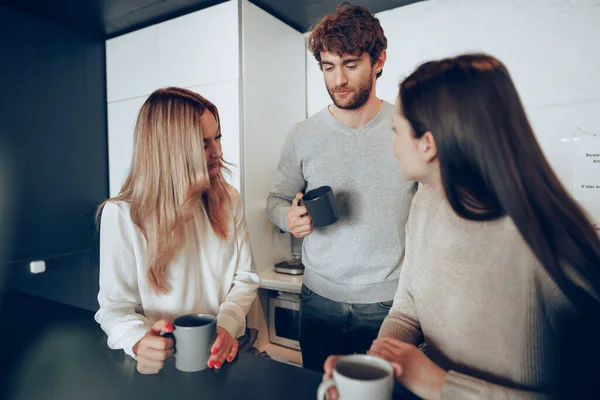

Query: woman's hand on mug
208;326;238;369
323;355;343;400
132;319;175;374
287;193;313;239
368;337;446;400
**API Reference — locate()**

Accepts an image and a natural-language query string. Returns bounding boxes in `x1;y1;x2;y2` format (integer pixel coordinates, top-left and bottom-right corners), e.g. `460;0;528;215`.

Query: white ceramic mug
317;354;394;400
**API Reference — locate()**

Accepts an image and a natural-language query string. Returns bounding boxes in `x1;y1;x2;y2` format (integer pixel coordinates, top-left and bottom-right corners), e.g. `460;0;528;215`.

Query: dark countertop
130;353;323;400
0;290;324;400
0;290;418;400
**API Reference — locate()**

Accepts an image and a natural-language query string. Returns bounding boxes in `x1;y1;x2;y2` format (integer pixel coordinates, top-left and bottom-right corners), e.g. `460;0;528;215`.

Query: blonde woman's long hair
98;87;232;294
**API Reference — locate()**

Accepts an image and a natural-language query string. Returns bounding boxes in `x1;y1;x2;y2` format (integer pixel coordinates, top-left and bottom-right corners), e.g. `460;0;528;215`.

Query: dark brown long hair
400;53;600;315
308;2;387;78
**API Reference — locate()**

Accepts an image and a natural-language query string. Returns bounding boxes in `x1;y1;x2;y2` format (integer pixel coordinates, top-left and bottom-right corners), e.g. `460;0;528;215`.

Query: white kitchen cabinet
105;0;305;274
106;26;158;103
157;4;240;89
107;97;147;196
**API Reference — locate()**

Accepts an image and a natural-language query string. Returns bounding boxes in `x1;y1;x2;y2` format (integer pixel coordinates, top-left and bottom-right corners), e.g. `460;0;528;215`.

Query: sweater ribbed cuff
442;370;483;400
120;325;152;360
377;323;420;345
217;313;242;339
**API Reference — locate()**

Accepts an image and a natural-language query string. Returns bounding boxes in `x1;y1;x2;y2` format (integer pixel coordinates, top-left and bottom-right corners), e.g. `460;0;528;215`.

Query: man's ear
420;131;438;163
375;50;387;75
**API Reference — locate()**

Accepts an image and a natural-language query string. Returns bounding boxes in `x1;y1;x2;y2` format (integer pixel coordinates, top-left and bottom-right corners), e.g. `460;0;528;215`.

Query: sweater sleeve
442;371;552;399
378;201;423;345
216;190;261;338
266;127;306;232
94;202;152;359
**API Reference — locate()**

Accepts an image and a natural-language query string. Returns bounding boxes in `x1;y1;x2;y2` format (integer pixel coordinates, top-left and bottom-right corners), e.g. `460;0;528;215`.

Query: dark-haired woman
325;54;600;399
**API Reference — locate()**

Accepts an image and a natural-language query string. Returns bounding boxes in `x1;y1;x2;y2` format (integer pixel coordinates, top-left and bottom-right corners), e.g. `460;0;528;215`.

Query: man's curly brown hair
308;2;387;79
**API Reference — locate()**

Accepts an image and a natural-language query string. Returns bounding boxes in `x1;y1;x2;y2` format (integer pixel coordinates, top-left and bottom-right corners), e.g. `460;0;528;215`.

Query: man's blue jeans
299;284;393;373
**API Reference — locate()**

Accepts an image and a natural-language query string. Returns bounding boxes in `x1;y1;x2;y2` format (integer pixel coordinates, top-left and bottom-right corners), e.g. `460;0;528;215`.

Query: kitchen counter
129;353;322;400
0;293;423;400
259;269;303;293
0;290;324;400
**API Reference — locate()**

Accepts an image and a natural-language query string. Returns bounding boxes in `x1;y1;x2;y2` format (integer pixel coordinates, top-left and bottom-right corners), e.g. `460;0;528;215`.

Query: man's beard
327;74;374;110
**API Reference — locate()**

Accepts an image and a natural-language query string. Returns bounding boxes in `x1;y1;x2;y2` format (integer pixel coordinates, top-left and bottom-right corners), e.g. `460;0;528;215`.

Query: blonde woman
95;87;260;374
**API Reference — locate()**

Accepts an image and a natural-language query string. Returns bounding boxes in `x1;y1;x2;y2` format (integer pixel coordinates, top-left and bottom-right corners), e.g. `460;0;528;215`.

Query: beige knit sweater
379;185;576;399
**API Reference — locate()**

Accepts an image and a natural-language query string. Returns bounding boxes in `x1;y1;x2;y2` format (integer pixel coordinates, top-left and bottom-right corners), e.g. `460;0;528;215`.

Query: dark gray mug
173;313;217;372
302;186;339;228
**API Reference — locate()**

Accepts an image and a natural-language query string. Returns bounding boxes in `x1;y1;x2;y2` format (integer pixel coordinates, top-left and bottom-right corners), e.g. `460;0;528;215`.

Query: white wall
241;0;307;274
105;1;241;196
306;0;600;224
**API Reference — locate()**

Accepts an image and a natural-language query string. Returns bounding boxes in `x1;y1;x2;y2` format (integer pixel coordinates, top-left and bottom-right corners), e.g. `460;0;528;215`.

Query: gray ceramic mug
172;313;217;372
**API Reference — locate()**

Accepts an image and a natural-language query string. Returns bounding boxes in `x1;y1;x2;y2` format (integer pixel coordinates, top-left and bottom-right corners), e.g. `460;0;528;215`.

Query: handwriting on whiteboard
573;137;600;201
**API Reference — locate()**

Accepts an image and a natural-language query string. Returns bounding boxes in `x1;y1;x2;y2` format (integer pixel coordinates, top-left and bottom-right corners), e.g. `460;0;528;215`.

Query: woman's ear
420;131;438;163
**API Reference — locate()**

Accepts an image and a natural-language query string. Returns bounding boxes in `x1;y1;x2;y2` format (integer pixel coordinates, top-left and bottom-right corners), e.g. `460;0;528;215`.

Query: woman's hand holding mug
132;318;175;374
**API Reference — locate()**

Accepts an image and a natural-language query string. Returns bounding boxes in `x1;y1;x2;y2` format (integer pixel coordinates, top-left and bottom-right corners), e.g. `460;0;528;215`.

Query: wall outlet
29;260;46;274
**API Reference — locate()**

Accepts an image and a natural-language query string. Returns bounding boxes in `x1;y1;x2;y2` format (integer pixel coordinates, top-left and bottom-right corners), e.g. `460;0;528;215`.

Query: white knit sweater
95;187;260;359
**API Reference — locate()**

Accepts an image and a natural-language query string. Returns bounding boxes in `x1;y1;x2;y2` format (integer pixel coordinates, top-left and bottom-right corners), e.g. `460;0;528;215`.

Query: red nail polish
215;362;222;368
208;360;215;368
227;356;233;362
212;348;218;355
166;323;174;331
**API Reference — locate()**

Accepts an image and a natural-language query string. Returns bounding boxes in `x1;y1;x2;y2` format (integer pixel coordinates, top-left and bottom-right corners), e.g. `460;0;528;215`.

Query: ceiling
249;0;424;33
0;0;424;38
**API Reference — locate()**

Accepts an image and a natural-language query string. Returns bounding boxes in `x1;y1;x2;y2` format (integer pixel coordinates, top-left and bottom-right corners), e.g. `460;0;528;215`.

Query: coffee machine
274;236;304;275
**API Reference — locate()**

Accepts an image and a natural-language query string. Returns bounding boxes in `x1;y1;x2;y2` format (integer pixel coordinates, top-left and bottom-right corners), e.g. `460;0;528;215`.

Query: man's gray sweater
267;102;416;303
